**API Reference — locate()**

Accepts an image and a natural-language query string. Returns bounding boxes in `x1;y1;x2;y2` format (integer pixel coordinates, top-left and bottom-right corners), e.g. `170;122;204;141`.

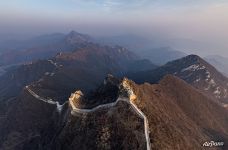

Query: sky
0;0;228;56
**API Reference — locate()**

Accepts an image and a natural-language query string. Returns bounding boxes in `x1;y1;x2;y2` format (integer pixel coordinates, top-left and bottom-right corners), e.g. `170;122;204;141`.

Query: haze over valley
0;0;227;150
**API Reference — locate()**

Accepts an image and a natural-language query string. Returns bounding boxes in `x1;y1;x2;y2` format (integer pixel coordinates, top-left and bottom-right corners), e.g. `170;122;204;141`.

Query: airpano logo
202;141;224;147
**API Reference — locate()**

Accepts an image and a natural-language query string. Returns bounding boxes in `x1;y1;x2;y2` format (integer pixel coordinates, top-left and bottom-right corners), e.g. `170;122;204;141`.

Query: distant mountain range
0;33;66;50
135;47;186;65
0;31;227;150
97;34;187;65
0;31;94;66
205;55;228;77
0;32;186;66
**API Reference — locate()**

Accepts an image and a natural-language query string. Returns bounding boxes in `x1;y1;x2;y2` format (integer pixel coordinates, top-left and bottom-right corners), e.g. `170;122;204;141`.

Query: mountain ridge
129;54;228;106
1;74;227;149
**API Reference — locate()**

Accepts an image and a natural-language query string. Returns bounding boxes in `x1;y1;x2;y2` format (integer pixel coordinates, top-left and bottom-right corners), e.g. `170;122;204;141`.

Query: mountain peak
163;54;209;73
168;54;204;66
67;30;86;38
185;54;201;58
69;90;84;109
68;30;80;35
183;54;203;63
65;31;92;44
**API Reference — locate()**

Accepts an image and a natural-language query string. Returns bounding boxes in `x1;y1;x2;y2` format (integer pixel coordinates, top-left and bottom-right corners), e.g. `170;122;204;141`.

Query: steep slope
131;75;228;150
0;60;56;101
129;55;228;106
0;87;68;150
0;75;227;150
0;60;57;120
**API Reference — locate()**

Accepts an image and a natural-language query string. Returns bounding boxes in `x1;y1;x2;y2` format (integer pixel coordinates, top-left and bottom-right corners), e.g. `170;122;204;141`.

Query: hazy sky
0;0;228;56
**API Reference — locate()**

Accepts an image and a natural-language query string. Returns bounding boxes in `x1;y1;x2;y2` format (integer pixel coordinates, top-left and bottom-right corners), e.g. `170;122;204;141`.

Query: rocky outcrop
69;90;84;109
120;78;137;102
